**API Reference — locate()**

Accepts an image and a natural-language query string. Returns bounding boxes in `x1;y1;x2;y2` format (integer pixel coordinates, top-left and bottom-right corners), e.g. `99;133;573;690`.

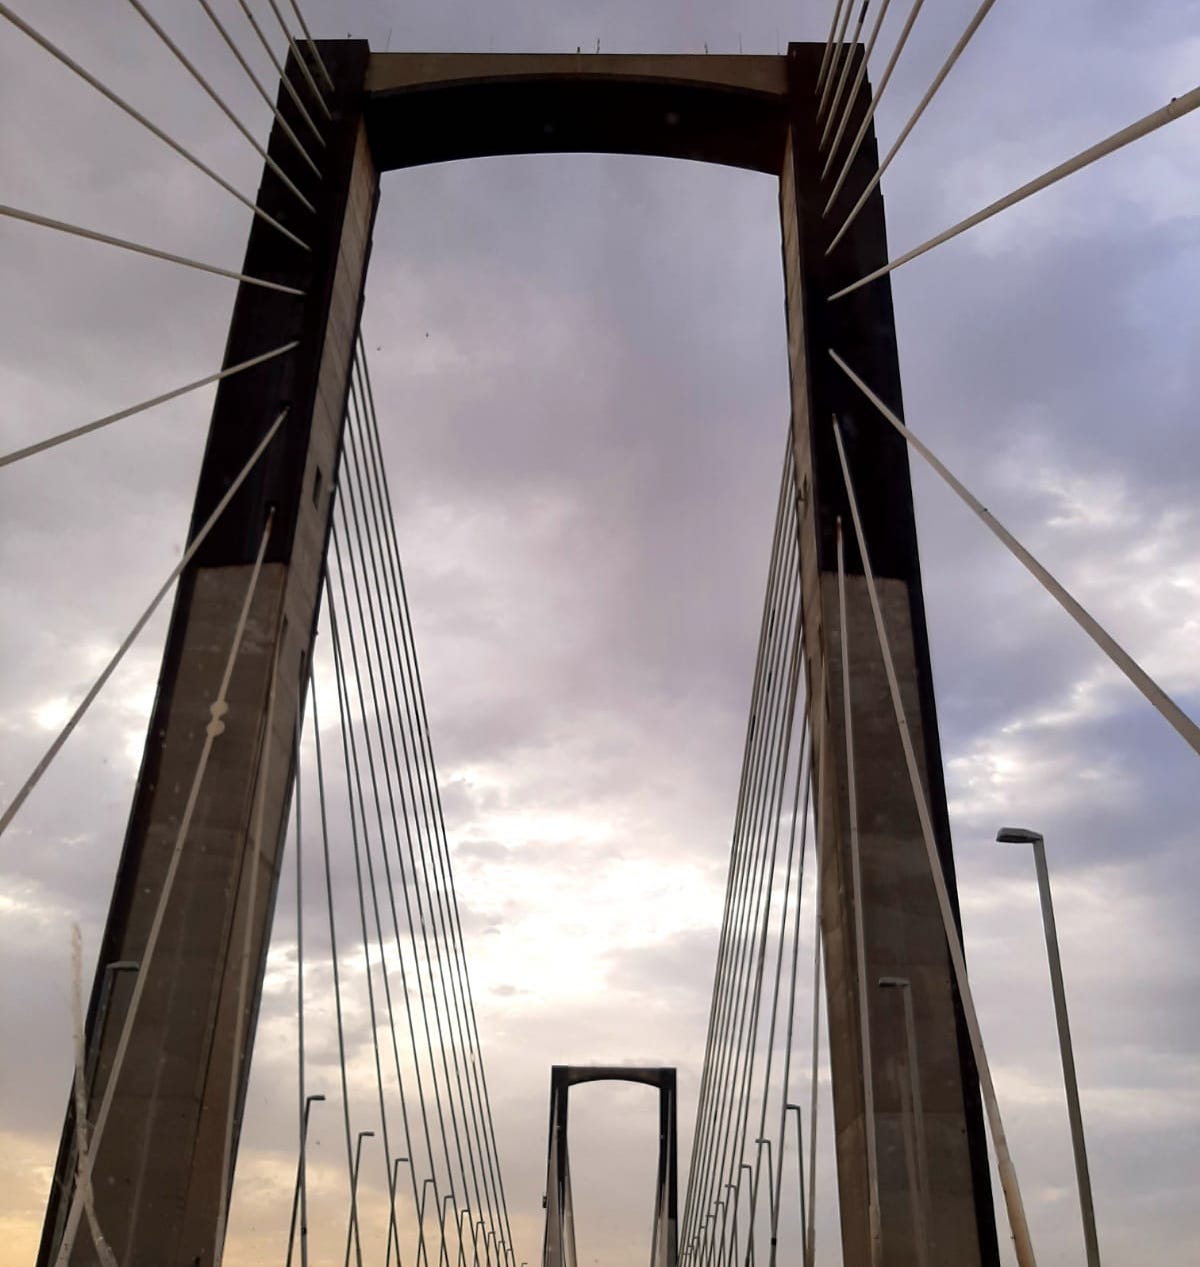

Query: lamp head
996;826;1043;845
877;976;909;990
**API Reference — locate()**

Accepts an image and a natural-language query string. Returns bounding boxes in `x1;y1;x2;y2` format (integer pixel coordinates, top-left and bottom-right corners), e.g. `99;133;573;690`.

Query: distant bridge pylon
542;1067;679;1267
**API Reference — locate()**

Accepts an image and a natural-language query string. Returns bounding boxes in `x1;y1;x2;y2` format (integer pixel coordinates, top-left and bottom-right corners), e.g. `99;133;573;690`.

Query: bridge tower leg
780;44;1000;1267
652;1070;680;1267
39;42;377;1267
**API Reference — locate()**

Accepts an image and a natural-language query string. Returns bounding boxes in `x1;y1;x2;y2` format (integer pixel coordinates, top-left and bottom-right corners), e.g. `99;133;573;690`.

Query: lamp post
737;1163;755;1267
344;1130;375;1267
714;1198;729;1267
286;1093;325;1267
438;1194;457;1267
422;1183;453;1267
385;1156;409;1267
417;1178;440;1267
754;1136;776;1227
784;1104;807;1250
458;1209;478;1267
878;978;929;1267
723;1185;738;1267
472;1219;486;1267
703;1209;719;1267
84;960;139;1090
997;826;1102;1267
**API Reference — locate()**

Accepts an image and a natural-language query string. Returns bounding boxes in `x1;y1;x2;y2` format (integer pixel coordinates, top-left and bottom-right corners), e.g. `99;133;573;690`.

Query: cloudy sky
1;1;1198;1265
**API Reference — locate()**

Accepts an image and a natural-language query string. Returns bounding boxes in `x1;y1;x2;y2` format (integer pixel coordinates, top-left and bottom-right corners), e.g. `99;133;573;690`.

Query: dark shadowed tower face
42;42;997;1267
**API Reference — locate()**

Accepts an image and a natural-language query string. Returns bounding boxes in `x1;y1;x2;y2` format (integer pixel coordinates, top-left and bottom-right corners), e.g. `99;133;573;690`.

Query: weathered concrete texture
365;52;792;176
47;94;379;1267
367;51;789;97
89;561;292;1262
780;40;993;1265
817;575;983;1267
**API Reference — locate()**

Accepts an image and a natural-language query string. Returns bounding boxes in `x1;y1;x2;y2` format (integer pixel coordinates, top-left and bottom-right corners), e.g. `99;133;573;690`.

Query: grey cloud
3;0;1199;1263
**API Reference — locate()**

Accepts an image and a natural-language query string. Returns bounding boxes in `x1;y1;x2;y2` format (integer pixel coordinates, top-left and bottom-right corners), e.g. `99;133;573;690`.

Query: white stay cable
816;0;850;99
822;0;927;193
819;0;873;136
835;517;883;1267
237;0;326;145
263;0;333;119
284;0;336;91
0;341;297;470
123;0;316;213
214;624;284;1264
0;407;288;838
54;509;276;1267
819;0;894;157
831;417;1039;1267
70;927;118;1267
825;0;1000;254
766;723;814;1267
0;2;309;252
830;81;1200;296
0;203;305;294
817;0;857;123
803;718;828;1267
196;0;323;172
830;350;1200;759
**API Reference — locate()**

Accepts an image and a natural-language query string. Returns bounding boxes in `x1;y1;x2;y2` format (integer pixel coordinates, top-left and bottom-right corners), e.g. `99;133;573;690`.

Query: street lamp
457;1209;477;1267
474;1218;487;1267
737;1163;754;1267
421;1184;452;1267
702;1208;719;1267
722;1186;738;1267
878;978;930;1267
784;1104;807;1253
438;1193;457;1267
345;1130;375;1267
726;1177;748;1267
754;1136;776;1227
286;1093;325;1267
713;1198;729;1267
385;1157;409;1267
85;960;139;1089
417;1177;444;1267
465;1219;484;1267
997;826;1102;1267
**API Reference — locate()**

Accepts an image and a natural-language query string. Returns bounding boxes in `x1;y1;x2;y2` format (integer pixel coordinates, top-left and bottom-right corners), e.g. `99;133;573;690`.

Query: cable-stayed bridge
1;4;1198;1267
